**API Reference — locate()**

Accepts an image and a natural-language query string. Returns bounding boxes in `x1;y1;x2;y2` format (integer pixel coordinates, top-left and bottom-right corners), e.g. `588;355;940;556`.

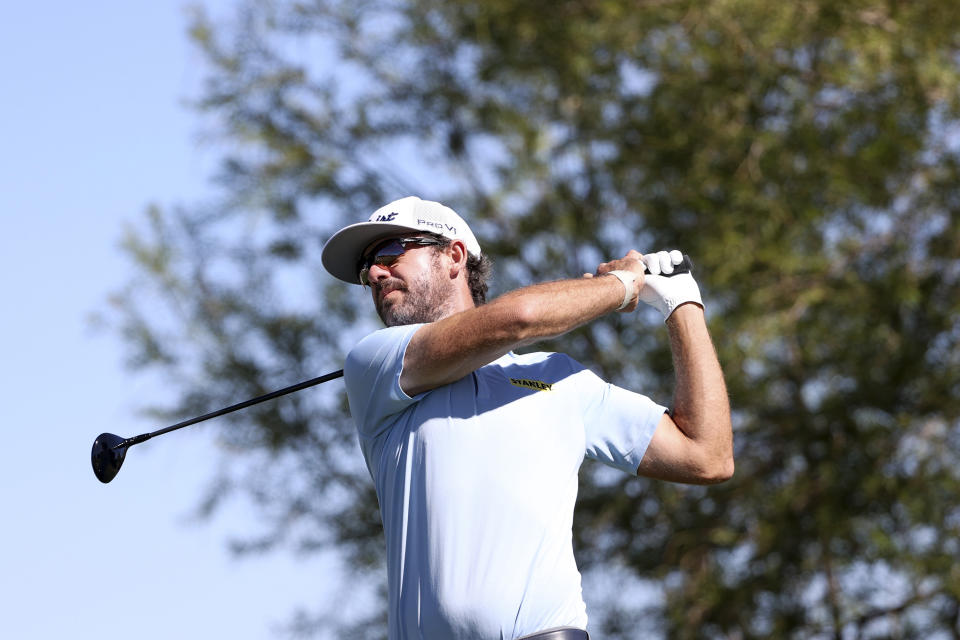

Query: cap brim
321;221;424;284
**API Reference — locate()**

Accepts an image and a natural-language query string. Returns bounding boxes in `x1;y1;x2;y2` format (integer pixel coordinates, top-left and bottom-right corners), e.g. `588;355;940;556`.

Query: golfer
322;196;733;640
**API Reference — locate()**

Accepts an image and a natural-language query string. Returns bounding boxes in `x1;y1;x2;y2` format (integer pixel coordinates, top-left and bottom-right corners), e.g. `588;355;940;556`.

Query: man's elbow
691;435;734;485
696;455;734;484
674;414;734;484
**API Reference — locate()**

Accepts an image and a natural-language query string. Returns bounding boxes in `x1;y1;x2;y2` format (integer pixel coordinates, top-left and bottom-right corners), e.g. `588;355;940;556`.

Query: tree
109;1;960;637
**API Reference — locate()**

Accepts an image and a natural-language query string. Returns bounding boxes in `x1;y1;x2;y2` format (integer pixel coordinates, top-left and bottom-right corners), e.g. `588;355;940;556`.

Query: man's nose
367;261;392;282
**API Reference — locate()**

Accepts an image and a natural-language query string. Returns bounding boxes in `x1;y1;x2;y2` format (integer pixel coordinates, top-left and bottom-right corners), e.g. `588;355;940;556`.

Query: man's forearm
666;304;733;474
401;275;628;396
500;275;628;343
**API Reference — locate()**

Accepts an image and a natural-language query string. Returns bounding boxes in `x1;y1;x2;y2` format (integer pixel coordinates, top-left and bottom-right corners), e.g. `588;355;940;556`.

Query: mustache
374;277;407;296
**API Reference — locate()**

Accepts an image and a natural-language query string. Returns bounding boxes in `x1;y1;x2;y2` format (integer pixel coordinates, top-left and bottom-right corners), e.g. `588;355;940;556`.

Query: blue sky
0;2;341;637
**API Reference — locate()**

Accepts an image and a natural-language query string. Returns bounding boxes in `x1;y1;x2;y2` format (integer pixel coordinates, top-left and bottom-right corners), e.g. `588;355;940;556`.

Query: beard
374;257;458;326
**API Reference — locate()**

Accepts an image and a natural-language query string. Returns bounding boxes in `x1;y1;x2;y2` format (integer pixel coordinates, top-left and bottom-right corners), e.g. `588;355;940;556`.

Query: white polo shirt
344;324;666;640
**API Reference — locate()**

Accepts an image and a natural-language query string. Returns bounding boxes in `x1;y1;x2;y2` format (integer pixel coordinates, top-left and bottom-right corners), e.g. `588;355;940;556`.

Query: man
321;196;733;640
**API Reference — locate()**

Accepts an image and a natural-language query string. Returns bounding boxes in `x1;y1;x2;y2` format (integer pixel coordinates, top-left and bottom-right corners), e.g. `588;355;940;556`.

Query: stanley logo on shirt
510;378;553;392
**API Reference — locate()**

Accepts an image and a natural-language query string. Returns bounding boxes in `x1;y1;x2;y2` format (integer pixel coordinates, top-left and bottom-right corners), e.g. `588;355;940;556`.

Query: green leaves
107;0;960;636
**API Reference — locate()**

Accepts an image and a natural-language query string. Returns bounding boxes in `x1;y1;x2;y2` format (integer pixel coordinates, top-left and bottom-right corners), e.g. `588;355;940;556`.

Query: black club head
91;433;128;483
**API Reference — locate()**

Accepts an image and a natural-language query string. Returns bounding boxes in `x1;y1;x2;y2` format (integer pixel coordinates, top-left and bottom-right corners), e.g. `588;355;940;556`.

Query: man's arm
401;264;639;396
636;304;734;484
401;246;733;485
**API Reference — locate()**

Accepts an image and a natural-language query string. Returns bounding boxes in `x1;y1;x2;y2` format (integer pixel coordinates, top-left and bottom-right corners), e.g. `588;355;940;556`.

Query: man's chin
380;303;442;327
378;302;410;327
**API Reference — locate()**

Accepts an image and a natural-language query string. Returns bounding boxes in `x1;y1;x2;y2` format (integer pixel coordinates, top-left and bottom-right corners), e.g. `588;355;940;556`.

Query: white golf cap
321;196;482;284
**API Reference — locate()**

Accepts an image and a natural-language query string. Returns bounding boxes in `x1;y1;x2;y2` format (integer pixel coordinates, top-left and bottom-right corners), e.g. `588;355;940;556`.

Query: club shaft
118;369;345;449
111;257;690;451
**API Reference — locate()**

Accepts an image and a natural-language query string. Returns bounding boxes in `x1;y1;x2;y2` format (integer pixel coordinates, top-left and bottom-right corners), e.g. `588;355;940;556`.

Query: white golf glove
639;250;703;321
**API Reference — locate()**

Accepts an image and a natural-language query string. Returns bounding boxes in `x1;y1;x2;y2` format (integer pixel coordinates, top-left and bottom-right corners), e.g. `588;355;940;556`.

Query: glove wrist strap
605;270;636;311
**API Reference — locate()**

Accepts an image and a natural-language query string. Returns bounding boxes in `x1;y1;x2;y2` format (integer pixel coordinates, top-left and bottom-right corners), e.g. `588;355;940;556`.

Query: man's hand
639;250;703;321
586;250;647;313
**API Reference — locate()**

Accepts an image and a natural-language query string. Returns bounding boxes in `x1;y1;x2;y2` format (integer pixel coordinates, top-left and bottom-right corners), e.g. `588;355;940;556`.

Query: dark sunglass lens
359;239;408;284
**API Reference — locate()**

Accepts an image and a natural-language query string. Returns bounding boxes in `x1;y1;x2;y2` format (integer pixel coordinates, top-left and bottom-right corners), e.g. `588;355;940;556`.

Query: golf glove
639;250;703;321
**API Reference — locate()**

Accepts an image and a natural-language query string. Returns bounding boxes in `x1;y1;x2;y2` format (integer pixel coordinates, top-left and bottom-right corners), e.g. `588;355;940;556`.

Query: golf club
91;254;694;484
91;368;344;483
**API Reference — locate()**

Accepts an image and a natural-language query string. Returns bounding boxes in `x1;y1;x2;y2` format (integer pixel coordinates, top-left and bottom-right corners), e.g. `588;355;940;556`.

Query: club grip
644;254;693;277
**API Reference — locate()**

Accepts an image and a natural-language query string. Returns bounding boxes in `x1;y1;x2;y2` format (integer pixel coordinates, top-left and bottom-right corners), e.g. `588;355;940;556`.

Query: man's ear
447;239;468;279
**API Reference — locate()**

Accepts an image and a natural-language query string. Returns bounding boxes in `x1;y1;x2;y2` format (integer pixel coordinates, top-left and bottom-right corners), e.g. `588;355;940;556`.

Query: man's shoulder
345;323;424;374
350;323;422;353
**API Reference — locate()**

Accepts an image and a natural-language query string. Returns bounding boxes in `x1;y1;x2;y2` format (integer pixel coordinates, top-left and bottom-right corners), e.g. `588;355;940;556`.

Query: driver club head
91;433;128;483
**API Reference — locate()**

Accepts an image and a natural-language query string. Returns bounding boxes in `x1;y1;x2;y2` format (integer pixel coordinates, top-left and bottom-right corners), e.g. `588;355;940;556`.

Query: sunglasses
358;236;446;285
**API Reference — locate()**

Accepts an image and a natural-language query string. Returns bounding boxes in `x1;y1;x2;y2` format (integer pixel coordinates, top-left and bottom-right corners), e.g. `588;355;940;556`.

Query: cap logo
375;211;399;222
418;218;456;234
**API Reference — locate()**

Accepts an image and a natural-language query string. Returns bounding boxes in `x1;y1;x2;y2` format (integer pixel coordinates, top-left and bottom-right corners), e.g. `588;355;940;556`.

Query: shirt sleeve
344;323;424;438
574;364;667;474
